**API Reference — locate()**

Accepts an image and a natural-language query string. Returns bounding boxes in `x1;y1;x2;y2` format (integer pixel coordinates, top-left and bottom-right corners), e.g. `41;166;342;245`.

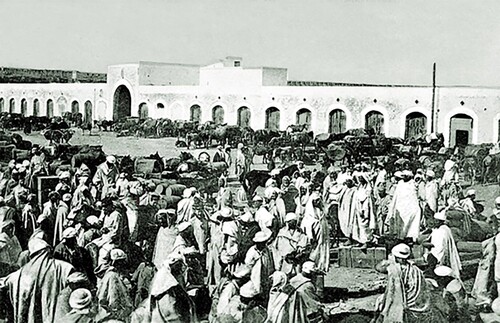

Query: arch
360;106;389;135
212;105;225;125
33;99;40;116
57;96;68;116
138;102;149;119
9;98;15;113
443;107;479;146
400;108;431;139
296;108;312;130
364;110;385;135
329;109;347;133
113;85;132;121
20;98;27;116
237;106;251;128
449;113;474;147
190;105;201;123
404;111;428;140
0;98;3;113
71;100;80;114
46;99;54;117
265;107;281;131
84;101;93;123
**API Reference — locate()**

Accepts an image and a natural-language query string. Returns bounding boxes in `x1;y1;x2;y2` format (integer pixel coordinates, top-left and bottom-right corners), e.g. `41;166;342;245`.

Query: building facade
1;57;499;147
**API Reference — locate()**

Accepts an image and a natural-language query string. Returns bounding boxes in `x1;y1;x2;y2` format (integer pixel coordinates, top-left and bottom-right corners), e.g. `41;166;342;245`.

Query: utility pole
431;63;436;132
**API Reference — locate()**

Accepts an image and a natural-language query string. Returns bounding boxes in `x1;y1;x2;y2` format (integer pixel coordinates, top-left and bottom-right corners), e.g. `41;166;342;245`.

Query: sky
1;0;499;86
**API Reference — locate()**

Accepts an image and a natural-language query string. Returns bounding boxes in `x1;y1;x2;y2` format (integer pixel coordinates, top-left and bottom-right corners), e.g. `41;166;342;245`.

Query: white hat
302;261;316;274
62;227;78;239
394;171;403;178
270;169;280;176
495;197;500;204
182;188;193;199
434;265;453;277
106;155;116;164
253;230;272;243
252;195;263;202
62;193;72;202
239;282;258;298
237;143;244;149
110;248;127;261
426;170;435;177
178;222;192;232
285;213;298;222
265;187;278;199
434;211;447;221
402;170;413;177
86;216;99;225
28;237;50;255
466;189;476;197
69;288;92;310
445;279;462;294
391;243;411;259
59;171;71;179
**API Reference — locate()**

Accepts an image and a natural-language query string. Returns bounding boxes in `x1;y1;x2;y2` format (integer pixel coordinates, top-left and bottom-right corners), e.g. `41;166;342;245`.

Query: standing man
426;211;462;279
424;170;439;219
93;155;119;201
235;143;246;181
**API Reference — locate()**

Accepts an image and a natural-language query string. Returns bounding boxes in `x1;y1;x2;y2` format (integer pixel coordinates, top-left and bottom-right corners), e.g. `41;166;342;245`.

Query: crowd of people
0;140;498;322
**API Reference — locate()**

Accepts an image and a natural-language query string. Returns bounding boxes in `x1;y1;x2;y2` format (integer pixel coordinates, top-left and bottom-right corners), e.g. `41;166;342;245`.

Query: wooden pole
431;63;436;132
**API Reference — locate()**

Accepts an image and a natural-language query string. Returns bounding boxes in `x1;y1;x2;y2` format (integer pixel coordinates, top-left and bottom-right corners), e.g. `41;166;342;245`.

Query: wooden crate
338;246;352;267
338;246;387;269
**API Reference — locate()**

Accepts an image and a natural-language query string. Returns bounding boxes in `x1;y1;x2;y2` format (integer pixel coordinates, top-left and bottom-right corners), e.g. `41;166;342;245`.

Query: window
234;61;241;67
157;103;165;109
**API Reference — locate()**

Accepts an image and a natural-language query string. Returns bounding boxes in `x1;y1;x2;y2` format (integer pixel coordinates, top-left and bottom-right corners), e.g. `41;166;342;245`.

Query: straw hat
62;227;78;239
434;265;453;277
391;243;410;259
302;261;316;274
69;288;92;310
110;248;127;261
106;155;116;164
253;230;272;243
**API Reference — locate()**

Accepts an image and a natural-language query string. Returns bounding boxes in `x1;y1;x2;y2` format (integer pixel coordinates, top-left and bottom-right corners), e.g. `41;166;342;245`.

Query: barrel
209;162;228;172
164;184;187;197
155;180;178;195
158;195;182;209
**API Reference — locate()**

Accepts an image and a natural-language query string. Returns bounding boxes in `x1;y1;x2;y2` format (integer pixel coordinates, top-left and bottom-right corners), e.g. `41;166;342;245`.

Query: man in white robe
426;211;462;279
386;170;421;240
